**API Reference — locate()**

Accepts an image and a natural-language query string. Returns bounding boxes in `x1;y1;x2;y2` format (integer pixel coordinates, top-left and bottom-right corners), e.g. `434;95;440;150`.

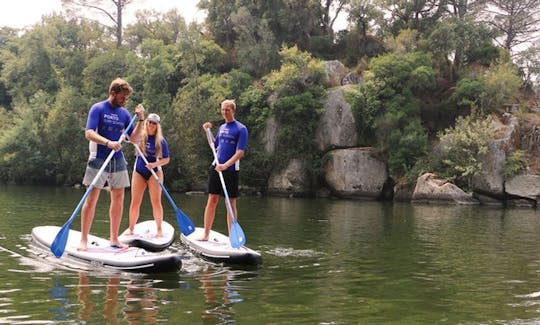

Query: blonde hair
139;120;164;158
221;99;236;111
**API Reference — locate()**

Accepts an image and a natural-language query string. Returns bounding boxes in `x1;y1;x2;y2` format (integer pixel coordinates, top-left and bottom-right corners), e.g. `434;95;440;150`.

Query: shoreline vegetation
0;2;539;208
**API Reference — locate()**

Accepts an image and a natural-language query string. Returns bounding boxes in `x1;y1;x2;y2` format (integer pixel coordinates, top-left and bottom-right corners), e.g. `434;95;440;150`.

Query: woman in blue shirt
128;113;170;237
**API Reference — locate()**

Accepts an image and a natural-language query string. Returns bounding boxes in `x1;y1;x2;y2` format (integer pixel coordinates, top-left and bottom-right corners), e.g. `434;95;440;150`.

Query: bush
433;114;496;190
502;150;527;179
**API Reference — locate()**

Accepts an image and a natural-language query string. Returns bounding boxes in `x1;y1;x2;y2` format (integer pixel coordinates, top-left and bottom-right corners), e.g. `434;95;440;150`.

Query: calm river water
2;185;540;324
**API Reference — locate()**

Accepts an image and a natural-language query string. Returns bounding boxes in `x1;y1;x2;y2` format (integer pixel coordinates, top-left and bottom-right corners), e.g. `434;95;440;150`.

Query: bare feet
109;241;128;249
77;241;87;251
197;236;209;241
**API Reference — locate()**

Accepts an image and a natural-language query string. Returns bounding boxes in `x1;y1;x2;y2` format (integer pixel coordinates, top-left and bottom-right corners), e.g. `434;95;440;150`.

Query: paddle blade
229;220;246;248
50;222;71;258
175;208;195;236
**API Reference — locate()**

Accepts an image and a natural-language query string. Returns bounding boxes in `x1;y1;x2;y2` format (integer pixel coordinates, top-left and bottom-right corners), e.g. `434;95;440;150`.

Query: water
2;185;540;324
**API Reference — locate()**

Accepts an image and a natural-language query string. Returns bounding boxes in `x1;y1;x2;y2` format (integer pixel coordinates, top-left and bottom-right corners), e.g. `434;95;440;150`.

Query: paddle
205;128;246;248
50;114;139;258
132;143;195;236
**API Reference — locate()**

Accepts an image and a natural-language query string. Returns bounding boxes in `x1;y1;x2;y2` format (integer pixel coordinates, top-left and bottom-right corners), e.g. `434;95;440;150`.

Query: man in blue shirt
200;99;248;241
79;78;145;251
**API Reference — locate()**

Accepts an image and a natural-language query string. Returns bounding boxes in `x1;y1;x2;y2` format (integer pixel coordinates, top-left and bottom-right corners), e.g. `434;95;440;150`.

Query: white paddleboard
31;226;182;273
119;220;175;252
180;227;262;266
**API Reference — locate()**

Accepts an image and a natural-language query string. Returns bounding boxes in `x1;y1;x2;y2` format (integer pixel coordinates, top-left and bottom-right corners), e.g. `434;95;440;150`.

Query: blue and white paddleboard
119;220;175;252
31;225;182;273
180;227;262;266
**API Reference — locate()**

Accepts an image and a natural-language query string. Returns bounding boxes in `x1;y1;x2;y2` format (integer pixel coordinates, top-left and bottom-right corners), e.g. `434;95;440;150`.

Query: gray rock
325;148;387;199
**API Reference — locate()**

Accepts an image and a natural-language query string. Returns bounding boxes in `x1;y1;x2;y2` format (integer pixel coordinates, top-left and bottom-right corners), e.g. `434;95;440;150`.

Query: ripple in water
266;247;321;258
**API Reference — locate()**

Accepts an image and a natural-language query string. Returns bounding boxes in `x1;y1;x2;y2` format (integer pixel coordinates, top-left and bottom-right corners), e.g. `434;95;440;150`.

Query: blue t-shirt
135;136;169;174
214;121;248;171
86;100;132;159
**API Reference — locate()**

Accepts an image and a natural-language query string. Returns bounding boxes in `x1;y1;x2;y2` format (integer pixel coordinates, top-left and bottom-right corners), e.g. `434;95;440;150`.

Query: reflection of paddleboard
31;226;182;273
181;227;262;266
119;220;175;252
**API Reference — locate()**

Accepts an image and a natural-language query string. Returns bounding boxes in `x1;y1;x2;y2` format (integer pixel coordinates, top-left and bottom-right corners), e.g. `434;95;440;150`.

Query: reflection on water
51;273;162;324
200;270;233;324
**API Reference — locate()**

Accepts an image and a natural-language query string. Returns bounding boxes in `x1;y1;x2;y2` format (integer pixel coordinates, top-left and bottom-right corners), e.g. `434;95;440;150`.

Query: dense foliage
0;0;538;192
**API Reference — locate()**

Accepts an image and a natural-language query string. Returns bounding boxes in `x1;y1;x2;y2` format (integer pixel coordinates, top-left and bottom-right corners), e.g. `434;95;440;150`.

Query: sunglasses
147;121;158;125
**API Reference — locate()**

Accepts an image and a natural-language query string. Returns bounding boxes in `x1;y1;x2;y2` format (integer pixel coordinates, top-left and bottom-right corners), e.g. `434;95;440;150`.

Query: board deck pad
32;225;182;273
181;227;262;266
119;220;175;252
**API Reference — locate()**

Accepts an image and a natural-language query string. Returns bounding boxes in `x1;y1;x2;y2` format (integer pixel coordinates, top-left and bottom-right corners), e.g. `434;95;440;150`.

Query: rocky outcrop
412;173;479;205
325;148;387;199
261;59;540;207
267;158;311;197
315;88;358;151
324;60;355;87
472;113;518;200
263;116;278;154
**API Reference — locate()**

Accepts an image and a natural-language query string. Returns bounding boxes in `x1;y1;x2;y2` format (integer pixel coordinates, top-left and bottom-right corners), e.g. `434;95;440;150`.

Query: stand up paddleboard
32;226;182;273
180;227;262;266
119;220;175;252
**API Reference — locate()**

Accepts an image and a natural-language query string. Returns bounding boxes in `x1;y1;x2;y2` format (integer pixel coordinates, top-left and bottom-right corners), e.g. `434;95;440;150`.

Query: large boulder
315;88;358;152
267;158;311;197
412;173;479;205
325;148;387;199
505;174;540;201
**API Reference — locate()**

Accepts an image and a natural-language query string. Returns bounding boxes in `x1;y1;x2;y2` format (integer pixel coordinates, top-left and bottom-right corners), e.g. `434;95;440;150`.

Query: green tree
0;92;55;183
43;86;88;185
124;9;187;49
359;50;435;175
427;18;499;81
82;49;139;103
231;7;279;77
1;28;60;103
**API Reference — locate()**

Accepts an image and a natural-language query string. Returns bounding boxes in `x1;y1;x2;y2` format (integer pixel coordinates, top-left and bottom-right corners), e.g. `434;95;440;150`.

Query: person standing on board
78;78;145;251
128;113;170;237
200;99;248;241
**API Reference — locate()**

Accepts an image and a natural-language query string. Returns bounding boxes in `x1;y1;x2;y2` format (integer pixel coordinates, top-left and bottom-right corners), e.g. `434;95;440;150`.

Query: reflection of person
128;113;170;237
199;270;232;323
124;280;158;324
76;273;158;324
200;99;248;241
78;78;145;251
77;273;93;321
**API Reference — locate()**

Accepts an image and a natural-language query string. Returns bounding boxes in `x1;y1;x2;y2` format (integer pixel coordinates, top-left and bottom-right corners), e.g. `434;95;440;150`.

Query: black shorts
208;166;239;198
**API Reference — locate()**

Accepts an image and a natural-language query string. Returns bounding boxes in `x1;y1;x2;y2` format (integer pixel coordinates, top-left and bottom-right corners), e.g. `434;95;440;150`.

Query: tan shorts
83;157;130;189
